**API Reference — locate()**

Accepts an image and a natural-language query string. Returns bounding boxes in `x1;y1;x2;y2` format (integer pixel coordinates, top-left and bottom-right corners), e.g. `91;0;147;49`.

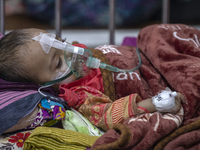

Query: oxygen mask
32;32;142;87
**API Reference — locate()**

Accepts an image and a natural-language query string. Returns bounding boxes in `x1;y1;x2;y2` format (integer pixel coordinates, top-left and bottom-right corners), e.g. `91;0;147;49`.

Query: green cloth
62;109;104;136
23;127;99;150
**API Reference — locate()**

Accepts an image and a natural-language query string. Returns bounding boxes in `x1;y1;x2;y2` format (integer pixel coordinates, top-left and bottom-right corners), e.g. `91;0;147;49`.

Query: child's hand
171;92;186;114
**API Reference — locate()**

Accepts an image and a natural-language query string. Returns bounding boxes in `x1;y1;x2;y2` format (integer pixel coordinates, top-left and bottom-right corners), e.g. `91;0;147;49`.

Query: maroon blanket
91;24;200;150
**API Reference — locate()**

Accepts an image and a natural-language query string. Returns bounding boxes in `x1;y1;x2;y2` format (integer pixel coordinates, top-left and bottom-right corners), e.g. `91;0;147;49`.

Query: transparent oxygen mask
32;32;142;86
63;45;97;77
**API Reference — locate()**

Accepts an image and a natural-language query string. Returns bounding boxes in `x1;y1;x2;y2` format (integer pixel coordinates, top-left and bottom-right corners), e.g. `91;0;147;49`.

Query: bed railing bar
162;0;170;23
109;0;115;45
55;0;61;37
0;0;5;35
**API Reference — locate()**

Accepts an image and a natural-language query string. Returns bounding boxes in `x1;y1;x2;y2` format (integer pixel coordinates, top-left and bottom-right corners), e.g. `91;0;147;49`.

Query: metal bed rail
0;0;170;44
162;0;170;24
0;0;5;35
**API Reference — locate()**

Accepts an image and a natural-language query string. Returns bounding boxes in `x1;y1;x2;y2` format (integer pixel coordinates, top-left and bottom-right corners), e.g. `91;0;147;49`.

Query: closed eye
62;38;66;42
56;57;62;69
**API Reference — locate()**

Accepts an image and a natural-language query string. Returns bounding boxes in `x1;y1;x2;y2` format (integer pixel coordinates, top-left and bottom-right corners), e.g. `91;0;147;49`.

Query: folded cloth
24;126;99;150
62;109;104;136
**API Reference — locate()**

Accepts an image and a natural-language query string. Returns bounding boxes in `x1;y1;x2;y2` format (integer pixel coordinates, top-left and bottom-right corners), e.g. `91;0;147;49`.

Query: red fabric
59;67;104;108
59;43;104;108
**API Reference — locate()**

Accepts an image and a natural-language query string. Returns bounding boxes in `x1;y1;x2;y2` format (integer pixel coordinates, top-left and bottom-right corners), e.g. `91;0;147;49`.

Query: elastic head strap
41;71;73;87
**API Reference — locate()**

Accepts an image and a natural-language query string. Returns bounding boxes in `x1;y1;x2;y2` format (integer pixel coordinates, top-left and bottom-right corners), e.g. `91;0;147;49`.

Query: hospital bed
0;0;170;45
7;1;200;150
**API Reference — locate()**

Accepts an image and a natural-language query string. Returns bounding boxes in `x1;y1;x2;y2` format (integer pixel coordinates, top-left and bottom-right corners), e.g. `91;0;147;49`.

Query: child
0;28;185;133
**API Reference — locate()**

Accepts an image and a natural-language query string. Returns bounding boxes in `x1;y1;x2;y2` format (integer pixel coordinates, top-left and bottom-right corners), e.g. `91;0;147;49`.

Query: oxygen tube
86;48;142;73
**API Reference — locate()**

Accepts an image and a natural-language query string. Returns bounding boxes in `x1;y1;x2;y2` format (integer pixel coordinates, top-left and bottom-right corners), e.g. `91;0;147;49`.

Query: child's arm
78;91;185;131
137;92;185;113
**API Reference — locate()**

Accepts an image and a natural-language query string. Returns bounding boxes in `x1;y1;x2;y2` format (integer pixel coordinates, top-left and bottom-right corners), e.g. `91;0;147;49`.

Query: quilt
91;24;200;150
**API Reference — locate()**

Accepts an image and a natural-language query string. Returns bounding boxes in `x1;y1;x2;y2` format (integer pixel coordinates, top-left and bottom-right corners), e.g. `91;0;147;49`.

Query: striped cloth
0;90;43;135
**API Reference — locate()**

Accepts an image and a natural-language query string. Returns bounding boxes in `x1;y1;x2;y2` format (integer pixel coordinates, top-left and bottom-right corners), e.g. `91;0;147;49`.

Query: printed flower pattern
55;106;66;120
8;132;31;147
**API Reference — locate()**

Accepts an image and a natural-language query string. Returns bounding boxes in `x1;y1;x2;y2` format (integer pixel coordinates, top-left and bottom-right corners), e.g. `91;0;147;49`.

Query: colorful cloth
26;99;66;130
0;130;32;150
0;90;69;135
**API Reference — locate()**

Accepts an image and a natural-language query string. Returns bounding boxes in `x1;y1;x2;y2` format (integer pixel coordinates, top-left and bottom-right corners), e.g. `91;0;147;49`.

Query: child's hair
0;29;32;82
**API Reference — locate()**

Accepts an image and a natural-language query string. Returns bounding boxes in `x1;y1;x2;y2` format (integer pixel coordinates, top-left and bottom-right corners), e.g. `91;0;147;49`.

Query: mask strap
41;71;73;87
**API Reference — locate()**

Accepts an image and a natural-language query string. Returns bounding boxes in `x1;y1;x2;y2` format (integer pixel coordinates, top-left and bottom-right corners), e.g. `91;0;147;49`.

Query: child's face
24;29;78;85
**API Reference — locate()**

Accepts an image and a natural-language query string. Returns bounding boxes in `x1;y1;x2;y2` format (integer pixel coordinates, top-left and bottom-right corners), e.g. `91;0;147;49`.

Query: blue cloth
40;98;65;109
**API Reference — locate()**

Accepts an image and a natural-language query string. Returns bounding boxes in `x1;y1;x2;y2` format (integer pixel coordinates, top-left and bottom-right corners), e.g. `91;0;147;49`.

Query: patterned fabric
60;81;147;131
24;126;99;150
22;0;161;27
90;49;115;101
26;99;66;130
79;92;146;131
0;130;32;150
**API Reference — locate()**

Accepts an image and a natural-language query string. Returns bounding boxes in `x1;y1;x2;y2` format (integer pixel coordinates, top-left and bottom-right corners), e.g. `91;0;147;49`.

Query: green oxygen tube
86;48;142;73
